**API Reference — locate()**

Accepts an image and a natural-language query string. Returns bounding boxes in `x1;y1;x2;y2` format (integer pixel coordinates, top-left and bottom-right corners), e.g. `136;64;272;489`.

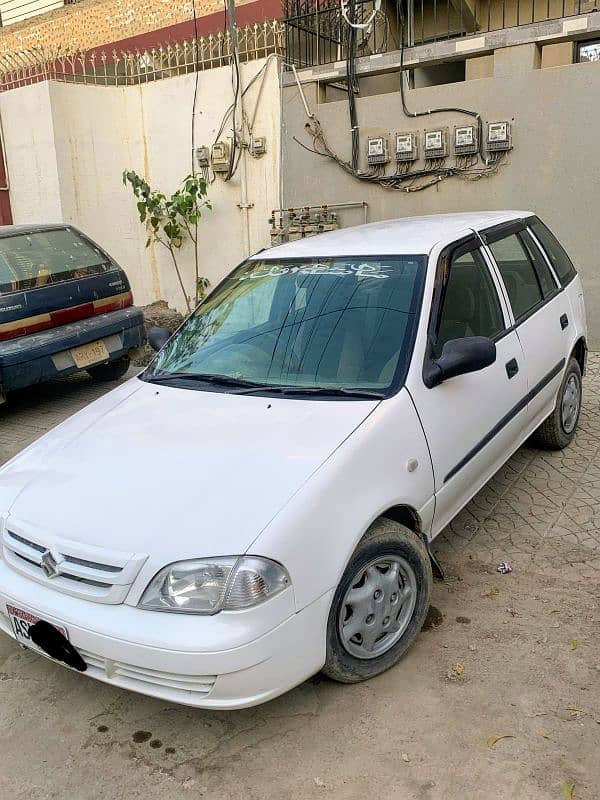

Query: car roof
257;211;534;259
0;223;69;239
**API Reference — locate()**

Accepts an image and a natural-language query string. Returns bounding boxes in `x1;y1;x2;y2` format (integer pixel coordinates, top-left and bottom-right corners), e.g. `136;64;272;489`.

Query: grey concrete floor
0;361;598;800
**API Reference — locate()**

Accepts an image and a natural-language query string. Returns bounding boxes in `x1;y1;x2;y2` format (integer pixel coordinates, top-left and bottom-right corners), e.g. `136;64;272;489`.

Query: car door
481;222;570;426
406;235;528;535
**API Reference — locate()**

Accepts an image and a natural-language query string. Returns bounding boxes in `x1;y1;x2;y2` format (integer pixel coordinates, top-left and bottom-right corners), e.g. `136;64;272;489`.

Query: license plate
7;604;68;658
70;339;109;369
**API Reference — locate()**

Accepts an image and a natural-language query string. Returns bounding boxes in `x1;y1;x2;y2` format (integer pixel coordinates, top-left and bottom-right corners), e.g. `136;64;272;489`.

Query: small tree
123;171;212;312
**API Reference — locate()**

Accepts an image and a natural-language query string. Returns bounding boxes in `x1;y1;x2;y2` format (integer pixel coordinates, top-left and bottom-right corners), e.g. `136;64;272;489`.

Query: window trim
422;235;509;385
478;218;571;334
526;216;577;288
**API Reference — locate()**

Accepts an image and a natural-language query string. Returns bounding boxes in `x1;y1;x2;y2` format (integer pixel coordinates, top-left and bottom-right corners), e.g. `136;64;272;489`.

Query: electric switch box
211;141;231;172
250;136;267;156
454;125;479;156
195;146;210;168
367;136;389;165
423;129;448;159
486;121;512;152
395;132;418;162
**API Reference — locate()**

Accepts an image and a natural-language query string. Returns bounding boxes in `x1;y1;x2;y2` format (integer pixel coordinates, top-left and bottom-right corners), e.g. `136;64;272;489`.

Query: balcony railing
283;0;599;67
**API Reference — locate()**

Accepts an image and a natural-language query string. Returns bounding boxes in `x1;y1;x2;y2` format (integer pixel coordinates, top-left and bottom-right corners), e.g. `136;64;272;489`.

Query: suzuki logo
40;550;62;579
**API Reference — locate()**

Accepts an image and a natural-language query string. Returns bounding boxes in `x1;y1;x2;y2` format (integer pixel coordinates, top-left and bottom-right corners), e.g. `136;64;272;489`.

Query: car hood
3;379;378;562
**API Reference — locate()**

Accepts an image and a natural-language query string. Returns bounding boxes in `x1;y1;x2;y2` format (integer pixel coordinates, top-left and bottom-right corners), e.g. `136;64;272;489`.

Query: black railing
283;0;599;66
283;0;391;68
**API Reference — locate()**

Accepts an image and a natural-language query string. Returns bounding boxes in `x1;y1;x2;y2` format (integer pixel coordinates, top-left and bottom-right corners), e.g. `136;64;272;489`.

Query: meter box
210;141;231;172
486;121;512;152
195;146;210;168
367;136;389;165
454;125;478;156
395;132;418;162
423;128;448;159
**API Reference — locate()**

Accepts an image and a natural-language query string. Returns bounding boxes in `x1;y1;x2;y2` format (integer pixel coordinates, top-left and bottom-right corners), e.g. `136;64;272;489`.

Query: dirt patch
131;301;185;367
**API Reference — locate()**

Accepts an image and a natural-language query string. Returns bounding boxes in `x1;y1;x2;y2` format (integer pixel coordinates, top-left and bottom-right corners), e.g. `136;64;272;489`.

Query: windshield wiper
144;372;266;389
233;385;385;399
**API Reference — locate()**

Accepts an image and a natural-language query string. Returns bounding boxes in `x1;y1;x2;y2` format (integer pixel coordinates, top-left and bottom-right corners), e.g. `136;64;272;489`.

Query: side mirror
148;326;171;352
423;336;496;388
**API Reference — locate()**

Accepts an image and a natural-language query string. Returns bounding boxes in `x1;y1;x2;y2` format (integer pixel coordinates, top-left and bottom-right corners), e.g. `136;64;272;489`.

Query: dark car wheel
322;517;432;683
87;355;131;382
532;357;582;450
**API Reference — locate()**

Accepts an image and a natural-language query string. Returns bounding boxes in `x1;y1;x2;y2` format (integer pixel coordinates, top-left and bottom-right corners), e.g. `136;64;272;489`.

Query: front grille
77;647;217;702
1;525;147;604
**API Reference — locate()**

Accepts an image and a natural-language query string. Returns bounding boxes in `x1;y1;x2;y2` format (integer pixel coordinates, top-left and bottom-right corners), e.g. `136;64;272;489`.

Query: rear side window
488;233;543;321
529;219;577;286
434;246;505;357
0;228;112;295
519;230;557;298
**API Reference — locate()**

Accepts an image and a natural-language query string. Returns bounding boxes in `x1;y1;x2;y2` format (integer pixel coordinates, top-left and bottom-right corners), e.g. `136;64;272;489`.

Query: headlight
138;556;290;614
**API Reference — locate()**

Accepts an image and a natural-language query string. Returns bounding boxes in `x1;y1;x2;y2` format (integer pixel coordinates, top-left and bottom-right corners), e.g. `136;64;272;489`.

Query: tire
532;357;582;450
322;517;432;684
87;355;131;382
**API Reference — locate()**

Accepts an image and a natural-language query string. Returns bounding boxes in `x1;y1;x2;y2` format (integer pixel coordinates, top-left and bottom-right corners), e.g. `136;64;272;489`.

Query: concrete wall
0;56;281;311
282;44;600;346
0;82;62;224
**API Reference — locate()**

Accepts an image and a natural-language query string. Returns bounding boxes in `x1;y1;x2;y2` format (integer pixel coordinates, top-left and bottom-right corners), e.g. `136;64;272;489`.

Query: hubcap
561;373;581;434
338;555;417;660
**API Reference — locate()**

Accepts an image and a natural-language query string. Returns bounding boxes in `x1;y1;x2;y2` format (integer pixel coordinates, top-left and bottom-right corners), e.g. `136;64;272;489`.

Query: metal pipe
271;201;369;224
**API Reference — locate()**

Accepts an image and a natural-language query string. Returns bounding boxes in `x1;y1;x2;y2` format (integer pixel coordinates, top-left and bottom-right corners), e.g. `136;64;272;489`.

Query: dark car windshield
143;255;426;395
0;228;112;294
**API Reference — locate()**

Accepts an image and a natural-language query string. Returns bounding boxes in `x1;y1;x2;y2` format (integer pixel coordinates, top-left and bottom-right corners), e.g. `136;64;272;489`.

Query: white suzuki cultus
0;212;587;708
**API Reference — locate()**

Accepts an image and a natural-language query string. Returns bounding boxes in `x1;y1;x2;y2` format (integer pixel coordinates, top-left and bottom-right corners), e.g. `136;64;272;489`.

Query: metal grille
283;0;390;68
283;0;598;65
0;20;284;91
77;647;217;702
1;526;147;604
410;0;598;44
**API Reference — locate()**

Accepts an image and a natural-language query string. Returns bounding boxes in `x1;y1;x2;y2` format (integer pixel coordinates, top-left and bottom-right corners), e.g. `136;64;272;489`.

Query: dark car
0;224;145;403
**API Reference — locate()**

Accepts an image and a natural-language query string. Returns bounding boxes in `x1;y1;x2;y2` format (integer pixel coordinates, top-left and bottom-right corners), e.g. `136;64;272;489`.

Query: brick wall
0;0;278;56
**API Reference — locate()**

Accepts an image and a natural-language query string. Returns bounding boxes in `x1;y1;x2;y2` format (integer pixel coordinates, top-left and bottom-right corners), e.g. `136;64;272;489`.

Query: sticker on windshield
239;262;393;281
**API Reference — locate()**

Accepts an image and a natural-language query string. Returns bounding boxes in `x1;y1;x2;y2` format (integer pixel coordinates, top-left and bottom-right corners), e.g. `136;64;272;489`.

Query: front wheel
87;355;131;382
322;518;432;683
532;357;582;450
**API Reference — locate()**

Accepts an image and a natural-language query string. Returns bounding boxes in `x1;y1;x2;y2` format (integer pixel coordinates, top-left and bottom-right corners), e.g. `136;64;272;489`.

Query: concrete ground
0;360;599;800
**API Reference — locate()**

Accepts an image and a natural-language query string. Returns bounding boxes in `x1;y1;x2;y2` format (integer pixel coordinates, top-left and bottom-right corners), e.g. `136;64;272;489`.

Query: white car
0;212;587;709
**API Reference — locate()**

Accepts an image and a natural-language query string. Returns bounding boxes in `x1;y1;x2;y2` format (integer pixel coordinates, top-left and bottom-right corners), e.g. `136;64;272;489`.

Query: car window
519;230;557;298
434;246;505;357
146;255;427;393
488;233;543;321
528;219;576;286
0;228;112;295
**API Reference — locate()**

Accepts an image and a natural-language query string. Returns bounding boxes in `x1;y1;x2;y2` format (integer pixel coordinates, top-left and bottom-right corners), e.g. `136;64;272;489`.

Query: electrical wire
191;0;201;175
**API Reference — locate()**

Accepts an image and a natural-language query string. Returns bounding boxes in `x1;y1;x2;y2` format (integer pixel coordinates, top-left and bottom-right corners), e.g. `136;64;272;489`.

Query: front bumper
0;560;331;709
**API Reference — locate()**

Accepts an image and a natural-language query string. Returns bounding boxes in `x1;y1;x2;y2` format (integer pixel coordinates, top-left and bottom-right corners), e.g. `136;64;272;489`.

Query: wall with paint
0;56;281;311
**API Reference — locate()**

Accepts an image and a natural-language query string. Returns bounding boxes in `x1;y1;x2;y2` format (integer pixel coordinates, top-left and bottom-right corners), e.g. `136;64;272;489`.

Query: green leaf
563;782;575;800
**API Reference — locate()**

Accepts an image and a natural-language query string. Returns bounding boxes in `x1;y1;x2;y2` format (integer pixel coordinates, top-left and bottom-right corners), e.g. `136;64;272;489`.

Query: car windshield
143;255;426;395
0;228;112;295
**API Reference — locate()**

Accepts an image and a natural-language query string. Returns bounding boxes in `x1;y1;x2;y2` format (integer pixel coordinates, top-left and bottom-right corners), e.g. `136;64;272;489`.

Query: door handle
560;313;569;330
505;358;519;379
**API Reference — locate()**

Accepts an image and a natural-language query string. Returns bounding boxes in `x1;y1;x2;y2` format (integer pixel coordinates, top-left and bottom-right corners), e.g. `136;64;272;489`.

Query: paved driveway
0;361;598;800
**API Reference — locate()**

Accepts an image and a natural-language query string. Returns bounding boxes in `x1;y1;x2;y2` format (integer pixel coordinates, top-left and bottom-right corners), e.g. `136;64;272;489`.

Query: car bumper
0;561;331;709
0;307;145;393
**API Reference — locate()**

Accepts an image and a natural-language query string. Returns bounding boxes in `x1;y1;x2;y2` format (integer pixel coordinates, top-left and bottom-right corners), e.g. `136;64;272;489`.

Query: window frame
478;217;571;331
423;235;510;375
577;39;600;63
526;217;577;288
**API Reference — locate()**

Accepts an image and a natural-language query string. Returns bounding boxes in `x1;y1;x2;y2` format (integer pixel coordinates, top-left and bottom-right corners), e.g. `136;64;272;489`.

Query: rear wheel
87;355;131;382
532;357;582;450
322;518;432;683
